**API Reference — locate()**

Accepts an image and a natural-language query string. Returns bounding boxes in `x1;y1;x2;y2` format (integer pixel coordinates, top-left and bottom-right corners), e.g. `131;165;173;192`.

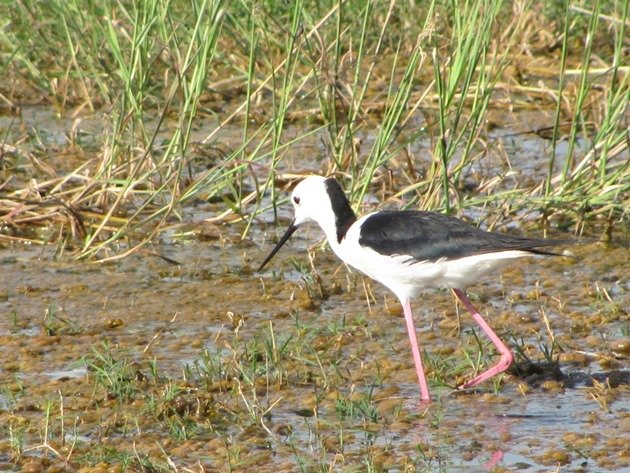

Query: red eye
293;196;300;205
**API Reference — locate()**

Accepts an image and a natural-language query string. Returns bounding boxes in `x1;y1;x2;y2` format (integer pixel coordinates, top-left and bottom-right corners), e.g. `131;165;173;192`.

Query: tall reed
1;0;627;257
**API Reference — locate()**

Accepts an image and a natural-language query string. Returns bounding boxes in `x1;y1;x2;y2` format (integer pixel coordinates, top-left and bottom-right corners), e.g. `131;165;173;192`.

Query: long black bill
258;222;298;271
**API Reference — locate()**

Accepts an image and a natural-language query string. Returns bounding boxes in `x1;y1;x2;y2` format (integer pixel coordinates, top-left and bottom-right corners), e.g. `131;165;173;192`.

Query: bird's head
258;175;340;271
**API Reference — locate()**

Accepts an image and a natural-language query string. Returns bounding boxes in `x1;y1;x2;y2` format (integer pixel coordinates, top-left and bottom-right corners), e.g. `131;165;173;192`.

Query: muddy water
1;105;629;471
0;220;628;472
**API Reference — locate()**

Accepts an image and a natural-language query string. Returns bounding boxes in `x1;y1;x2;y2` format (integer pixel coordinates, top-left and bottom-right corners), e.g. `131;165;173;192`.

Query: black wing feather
358;211;572;262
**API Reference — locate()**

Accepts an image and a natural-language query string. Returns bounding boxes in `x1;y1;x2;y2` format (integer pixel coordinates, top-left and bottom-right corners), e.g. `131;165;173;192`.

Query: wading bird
259;175;571;402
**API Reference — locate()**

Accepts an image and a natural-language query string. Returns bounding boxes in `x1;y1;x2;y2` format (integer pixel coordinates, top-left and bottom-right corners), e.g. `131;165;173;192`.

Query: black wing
358;210;572;262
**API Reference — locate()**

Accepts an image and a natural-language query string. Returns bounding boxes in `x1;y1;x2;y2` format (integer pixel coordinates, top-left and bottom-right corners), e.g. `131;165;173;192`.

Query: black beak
258;221;298;271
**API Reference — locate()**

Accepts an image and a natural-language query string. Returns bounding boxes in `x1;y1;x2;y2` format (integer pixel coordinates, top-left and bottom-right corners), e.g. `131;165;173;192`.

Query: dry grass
0;0;628;258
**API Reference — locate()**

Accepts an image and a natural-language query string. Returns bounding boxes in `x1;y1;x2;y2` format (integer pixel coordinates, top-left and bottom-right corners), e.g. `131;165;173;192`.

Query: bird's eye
293;196;300;205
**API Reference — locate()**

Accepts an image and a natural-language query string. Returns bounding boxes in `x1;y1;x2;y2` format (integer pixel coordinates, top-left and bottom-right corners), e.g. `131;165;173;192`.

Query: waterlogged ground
0;219;628;472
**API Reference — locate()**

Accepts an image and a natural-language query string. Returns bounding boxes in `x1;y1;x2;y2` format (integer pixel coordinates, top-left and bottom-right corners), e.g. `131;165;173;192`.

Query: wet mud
0;223;627;472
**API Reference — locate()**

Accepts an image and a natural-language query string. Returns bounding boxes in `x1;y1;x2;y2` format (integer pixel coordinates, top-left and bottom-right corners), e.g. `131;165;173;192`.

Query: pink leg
452;288;514;389
483;450;504;469
402;298;431;402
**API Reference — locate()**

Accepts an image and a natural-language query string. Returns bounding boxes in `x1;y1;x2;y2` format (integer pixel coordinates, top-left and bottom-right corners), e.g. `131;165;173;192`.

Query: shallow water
0;221;627;471
1;100;629;471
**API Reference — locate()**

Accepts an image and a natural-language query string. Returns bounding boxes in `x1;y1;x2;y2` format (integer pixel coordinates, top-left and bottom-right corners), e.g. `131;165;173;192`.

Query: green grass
334;387;379;422
82;341;142;402
0;0;627;257
42;305;82;335
1;4;628;469
1;286;624;470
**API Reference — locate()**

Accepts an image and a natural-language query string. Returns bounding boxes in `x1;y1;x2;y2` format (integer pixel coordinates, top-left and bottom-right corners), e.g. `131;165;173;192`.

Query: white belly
332;229;531;302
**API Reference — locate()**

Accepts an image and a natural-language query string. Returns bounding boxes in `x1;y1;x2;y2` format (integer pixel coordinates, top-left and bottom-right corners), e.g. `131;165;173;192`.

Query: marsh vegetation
0;0;628;471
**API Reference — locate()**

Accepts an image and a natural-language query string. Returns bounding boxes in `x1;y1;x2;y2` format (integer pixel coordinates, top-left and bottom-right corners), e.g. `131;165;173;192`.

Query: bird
258;175;572;402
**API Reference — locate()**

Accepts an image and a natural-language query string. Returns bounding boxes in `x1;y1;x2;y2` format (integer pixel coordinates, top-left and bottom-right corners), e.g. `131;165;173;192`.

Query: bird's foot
459;351;515;390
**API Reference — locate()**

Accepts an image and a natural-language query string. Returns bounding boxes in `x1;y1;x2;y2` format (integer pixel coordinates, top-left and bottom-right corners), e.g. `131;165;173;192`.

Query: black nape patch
324;178;357;243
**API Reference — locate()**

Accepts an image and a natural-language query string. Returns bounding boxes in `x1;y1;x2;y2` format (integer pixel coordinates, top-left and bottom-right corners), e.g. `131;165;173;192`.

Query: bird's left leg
452;288;514;389
402;298;431;402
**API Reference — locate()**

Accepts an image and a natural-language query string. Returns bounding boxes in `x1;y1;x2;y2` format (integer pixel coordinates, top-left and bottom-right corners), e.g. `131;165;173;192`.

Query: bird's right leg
452;288;514;389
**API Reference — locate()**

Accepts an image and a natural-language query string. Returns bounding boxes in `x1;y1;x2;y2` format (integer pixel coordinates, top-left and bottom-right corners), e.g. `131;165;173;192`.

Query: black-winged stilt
259;175;571;402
